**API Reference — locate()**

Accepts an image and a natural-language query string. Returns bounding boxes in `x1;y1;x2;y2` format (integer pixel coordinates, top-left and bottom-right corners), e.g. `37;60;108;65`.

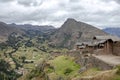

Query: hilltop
50;18;108;49
0;22;23;42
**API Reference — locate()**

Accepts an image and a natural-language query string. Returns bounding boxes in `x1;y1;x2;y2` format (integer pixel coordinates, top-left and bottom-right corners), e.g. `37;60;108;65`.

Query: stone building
75;42;94;54
75;35;120;56
93;35;120;55
113;41;120;56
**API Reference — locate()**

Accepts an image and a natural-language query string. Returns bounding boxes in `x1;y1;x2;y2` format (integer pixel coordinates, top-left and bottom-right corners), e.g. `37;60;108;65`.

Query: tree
21;56;26;63
0;59;21;80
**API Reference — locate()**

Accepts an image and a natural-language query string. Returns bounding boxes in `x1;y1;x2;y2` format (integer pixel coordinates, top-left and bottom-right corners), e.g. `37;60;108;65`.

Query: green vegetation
0;32;53;80
48;56;80;79
81;67;100;76
0;59;20;80
112;75;120;80
116;65;120;75
111;65;120;80
0;30;120;80
24;56;80;80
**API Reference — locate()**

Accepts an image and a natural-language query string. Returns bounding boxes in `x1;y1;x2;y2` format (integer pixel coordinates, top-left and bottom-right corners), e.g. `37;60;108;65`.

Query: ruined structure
75;35;120;56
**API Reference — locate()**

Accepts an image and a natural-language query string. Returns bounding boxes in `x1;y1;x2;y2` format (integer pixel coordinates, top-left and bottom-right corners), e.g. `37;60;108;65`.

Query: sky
0;0;120;29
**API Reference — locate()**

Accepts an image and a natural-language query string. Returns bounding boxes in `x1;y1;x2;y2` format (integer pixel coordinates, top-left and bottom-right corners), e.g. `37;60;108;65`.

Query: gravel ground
93;54;120;65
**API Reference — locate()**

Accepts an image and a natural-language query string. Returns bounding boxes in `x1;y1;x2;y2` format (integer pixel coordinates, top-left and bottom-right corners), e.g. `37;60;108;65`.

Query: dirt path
93;54;120;66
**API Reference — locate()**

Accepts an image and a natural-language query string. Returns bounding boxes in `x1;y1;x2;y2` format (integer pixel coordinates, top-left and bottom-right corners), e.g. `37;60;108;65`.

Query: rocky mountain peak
50;18;108;49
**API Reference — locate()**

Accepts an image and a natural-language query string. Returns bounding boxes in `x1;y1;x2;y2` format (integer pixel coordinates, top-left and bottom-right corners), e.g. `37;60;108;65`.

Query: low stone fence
89;56;114;70
66;51;114;70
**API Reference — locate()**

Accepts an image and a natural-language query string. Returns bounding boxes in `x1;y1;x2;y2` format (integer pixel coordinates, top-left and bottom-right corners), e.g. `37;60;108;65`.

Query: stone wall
93;49;104;55
66;51;114;70
113;42;120;56
88;56;114;70
75;55;114;70
113;46;120;56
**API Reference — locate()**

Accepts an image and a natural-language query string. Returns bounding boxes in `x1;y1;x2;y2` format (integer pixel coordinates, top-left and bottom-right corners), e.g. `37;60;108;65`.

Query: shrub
64;68;73;75
116;65;120;75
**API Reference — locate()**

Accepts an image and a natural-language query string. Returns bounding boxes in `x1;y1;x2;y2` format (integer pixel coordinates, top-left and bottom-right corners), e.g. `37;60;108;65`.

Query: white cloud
0;0;120;28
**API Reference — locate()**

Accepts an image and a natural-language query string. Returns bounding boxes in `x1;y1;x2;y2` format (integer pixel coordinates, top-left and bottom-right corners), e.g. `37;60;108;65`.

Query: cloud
0;0;119;28
114;0;120;4
0;0;14;3
17;0;43;7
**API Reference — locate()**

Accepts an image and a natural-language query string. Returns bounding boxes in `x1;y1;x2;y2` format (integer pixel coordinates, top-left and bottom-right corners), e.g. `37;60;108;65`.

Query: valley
0;18;120;80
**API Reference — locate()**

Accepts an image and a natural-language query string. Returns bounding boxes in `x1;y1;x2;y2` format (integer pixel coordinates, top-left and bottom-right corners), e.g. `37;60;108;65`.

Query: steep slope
50;18;108;49
103;28;120;37
0;22;23;42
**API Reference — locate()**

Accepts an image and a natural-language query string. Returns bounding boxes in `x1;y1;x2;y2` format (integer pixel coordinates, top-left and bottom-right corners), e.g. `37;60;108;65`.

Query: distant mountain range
2;19;119;49
8;23;55;32
0;22;23;42
0;22;55;42
103;28;120;37
50;18;108;49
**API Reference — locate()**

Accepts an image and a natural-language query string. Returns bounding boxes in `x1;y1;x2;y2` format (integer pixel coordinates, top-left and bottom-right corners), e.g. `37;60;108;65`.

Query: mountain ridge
0;21;23;42
8;23;55;31
50;18;108;48
0;21;56;42
103;27;120;37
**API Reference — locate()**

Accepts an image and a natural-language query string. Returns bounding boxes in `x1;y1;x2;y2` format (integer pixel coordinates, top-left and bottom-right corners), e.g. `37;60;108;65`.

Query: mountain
0;22;23;42
8;23;56;39
0;22;55;42
103;28;120;37
8;23;55;32
50;18;108;49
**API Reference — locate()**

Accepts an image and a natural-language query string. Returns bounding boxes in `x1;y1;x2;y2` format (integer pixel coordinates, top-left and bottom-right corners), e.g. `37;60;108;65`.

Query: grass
111;66;120;80
48;56;80;78
111;75;120;80
73;69;118;80
81;67;100;76
23;63;35;69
